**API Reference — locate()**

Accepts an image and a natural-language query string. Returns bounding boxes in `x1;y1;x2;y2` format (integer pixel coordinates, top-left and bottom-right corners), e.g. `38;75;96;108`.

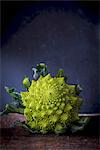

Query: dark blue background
1;1;100;113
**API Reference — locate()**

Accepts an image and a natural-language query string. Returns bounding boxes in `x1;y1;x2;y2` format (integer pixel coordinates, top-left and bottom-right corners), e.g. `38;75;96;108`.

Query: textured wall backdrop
1;2;100;113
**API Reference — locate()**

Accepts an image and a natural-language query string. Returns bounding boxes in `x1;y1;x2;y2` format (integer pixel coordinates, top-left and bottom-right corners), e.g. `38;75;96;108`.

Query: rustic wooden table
0;134;99;150
0;113;99;150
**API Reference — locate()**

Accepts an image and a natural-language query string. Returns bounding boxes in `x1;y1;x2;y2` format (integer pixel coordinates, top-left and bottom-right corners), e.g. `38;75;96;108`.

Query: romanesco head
21;74;82;134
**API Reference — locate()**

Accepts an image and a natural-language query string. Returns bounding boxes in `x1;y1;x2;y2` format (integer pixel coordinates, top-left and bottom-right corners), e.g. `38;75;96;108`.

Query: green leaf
70;116;90;133
0;104;24;116
0;108;8;116
5;86;21;101
5;86;24;108
56;69;69;82
1;87;24;116
56;69;64;77
78;116;89;124
23;76;31;89
11;120;37;133
32;63;48;80
75;84;83;95
71;124;85;133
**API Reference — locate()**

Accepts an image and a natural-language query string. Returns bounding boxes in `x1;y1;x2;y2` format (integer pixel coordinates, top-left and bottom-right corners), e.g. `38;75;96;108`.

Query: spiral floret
21;74;82;134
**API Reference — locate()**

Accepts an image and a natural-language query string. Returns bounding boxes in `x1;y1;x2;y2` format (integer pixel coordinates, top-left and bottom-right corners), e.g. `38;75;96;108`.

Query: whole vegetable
21;74;82;134
1;63;86;134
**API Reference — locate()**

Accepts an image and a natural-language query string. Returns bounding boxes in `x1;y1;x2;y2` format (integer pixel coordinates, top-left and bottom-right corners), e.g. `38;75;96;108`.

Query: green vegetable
1;63;88;134
21;74;82;134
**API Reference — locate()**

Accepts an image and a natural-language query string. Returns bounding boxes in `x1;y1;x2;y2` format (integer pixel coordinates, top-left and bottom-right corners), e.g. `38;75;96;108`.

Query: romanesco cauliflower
21;74;82;134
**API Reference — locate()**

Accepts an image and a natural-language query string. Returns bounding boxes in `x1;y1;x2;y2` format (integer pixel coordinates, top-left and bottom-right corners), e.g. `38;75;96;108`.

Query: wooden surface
0;113;100;150
0;134;99;150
